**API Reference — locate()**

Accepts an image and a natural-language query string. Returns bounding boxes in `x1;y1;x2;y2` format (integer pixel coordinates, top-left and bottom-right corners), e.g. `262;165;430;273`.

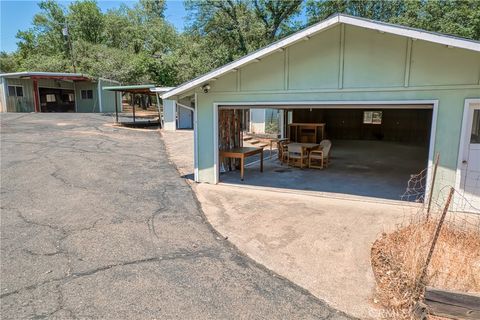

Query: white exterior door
458;102;480;212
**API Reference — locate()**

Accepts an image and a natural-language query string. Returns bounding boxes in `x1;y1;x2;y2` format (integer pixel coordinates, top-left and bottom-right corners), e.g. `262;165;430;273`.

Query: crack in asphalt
0;248;220;299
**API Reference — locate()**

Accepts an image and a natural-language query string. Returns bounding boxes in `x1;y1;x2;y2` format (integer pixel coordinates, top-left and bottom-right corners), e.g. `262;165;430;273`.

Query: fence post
426;153;440;219
416;187;454;296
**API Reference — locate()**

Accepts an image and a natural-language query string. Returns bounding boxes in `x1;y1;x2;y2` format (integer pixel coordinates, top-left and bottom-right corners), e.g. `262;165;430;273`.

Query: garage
161;14;480;207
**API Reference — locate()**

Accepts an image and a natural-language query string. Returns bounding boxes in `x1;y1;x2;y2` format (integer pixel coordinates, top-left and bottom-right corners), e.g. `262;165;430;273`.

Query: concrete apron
219;181;423;207
193;181;409;319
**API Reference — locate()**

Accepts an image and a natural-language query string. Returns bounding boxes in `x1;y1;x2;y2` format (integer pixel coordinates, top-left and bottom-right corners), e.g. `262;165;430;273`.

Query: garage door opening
39;88;75;112
216;103;435;202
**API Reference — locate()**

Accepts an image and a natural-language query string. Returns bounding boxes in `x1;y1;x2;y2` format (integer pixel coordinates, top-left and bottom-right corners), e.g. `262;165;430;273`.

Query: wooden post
427;153;440;218
114;91;119;123
417;187;454;293
132;102;136;123
33;79;40;112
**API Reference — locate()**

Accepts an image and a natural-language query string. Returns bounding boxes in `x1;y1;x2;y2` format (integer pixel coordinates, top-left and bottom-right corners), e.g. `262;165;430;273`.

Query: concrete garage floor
0;114;350;320
161;131;414;319
221;140;429;201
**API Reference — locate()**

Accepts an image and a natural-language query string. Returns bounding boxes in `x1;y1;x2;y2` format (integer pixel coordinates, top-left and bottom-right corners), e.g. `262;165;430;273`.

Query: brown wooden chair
308;140;332;169
287;144;308;168
277;139;289;164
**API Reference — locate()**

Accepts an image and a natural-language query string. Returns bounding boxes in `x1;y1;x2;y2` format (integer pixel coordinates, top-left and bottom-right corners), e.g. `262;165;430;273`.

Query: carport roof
161;13;480;100
103;84;156;94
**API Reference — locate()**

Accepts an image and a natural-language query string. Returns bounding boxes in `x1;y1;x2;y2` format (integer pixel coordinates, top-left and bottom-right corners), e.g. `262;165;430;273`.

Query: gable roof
162;14;480;99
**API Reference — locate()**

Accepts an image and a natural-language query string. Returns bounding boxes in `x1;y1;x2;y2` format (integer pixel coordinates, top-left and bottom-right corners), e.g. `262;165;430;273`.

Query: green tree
68;0;104;44
305;0;480;40
0;52;19;72
253;0;303;40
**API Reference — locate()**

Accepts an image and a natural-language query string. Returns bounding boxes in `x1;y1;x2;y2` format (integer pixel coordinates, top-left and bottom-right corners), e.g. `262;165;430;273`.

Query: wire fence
371;154;480;319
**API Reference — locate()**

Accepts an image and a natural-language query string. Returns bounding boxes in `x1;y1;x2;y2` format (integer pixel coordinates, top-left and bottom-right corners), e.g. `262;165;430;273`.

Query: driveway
0;114;350;319
161;130;407;319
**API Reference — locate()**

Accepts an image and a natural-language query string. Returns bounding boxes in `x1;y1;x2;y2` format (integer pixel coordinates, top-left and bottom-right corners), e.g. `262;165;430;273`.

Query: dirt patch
371;215;480;318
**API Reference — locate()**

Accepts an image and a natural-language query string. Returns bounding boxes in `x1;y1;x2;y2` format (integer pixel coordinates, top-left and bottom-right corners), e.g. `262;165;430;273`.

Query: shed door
459;103;480;211
178;106;193;129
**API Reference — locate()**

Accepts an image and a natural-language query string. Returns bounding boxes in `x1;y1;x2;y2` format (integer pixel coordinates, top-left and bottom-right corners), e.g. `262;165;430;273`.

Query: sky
0;0;187;53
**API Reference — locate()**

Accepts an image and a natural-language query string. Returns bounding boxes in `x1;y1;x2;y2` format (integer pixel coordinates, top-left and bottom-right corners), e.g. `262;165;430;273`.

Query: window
81;90;93;100
363;111;382;124
471;110;480;144
62;93;75;102
7;85;23;97
46;94;56;102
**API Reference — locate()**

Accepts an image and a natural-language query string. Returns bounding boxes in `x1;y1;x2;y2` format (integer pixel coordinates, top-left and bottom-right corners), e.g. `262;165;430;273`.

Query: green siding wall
343;26;408;87
184;24;480;196
289;26;340;89
75;81;100;112
99;79;122;113
410;41;480;86
4;78;35;112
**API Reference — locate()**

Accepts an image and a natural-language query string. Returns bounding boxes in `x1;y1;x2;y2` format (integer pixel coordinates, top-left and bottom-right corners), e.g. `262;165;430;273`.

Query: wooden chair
287;144;308;168
277;139;289;164
308;140;332;169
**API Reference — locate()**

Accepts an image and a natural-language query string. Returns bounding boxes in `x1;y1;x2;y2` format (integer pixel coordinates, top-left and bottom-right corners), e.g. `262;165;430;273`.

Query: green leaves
306;0;480;40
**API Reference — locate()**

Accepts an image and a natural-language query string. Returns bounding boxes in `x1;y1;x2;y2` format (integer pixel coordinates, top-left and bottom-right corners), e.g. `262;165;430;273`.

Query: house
0;72;120;113
161;14;480;208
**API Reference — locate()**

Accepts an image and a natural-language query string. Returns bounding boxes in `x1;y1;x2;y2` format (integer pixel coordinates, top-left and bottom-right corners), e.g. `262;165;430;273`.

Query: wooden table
288;142;320;151
220;147;264;181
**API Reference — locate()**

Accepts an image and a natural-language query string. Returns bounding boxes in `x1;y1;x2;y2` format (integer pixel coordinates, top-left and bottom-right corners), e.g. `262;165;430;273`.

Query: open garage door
215;102;436;202
39;87;75;112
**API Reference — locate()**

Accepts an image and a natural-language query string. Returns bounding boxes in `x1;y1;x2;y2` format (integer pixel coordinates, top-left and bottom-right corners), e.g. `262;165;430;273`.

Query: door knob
462;160;468;164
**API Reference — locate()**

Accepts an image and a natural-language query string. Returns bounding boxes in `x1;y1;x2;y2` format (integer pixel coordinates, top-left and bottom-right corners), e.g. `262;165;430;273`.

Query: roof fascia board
339;15;480;52
162;15;340;99
1;72;117;83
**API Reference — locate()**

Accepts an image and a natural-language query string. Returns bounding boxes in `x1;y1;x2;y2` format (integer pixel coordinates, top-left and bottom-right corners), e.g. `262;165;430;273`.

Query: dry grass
371;213;480;319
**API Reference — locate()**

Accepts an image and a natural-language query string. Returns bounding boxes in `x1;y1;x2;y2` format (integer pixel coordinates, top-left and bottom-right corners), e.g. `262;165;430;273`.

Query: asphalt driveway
0;114;350;319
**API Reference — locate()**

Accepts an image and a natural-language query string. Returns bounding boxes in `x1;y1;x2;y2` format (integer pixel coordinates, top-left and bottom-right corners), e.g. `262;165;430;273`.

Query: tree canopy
1;0;478;86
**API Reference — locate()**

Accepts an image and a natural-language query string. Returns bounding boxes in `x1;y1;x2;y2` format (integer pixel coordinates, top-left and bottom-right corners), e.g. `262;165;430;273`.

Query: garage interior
218;104;433;201
39;88;75;112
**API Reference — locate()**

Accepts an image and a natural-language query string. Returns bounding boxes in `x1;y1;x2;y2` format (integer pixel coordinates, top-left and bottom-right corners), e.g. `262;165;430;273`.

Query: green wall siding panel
211;71;237;92
288;26;340;89
5;78;35;112
99;79;121;113
75;81;99;112
343;25;407;88
410;41;480;86
240;51;284;91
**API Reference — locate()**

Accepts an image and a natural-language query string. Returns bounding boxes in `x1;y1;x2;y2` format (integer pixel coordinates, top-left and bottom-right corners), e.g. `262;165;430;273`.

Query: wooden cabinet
288;123;325;143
